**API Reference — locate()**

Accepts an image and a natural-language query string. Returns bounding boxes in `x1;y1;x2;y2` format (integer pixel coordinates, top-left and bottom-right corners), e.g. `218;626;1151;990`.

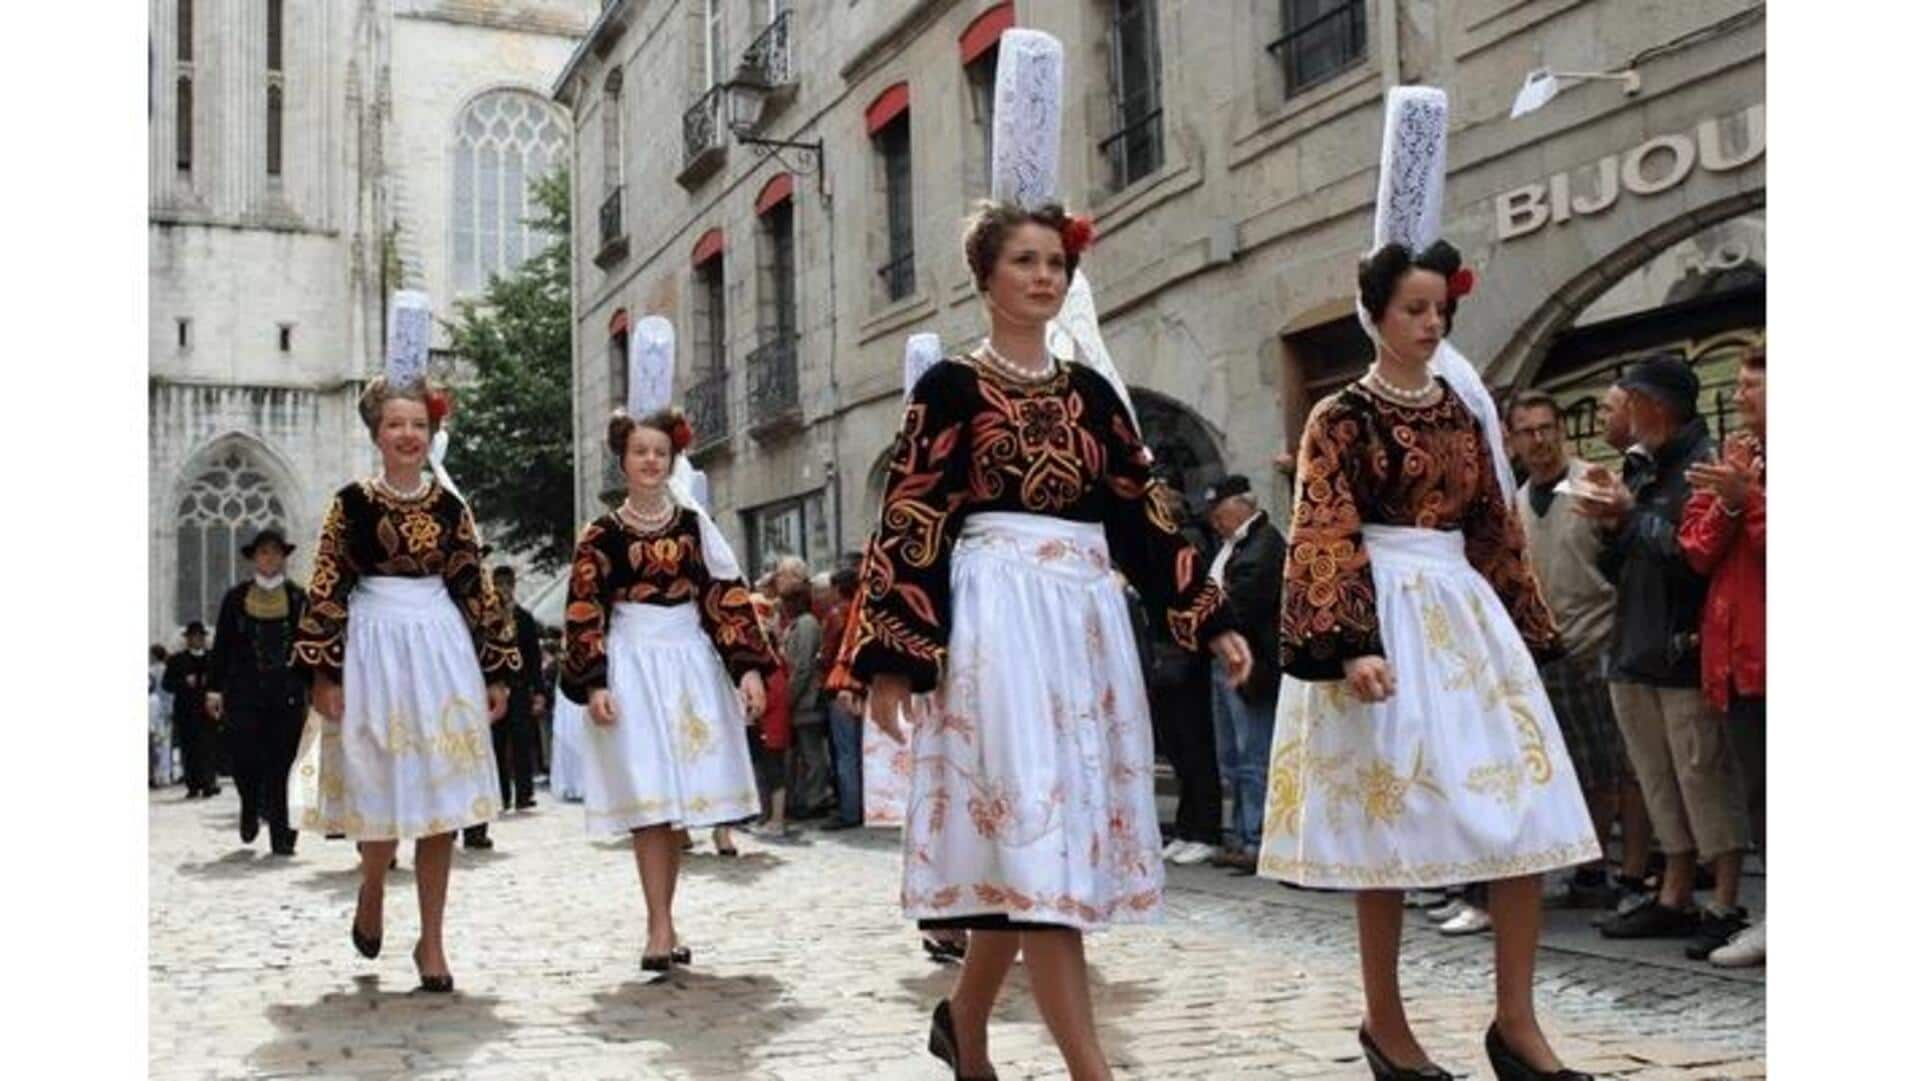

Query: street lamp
1509;67;1642;119
722;74;822;165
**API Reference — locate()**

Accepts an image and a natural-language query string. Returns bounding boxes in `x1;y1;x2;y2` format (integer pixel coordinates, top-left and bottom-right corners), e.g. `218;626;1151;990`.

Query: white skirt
1257;526;1601;889
548;694;587;802
903;513;1163;931
863;696;930;827
579;602;760;834
305;576;501;841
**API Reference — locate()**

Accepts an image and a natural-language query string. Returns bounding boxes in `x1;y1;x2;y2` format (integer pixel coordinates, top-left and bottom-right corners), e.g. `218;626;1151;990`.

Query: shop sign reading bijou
1495;104;1765;242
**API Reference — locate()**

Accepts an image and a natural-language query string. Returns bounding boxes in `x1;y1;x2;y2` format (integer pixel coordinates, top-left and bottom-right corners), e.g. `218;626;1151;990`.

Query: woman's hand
1209;631;1254;688
313;675;344;722
737;670;767;721
867;673;911;743
588;688;617;727
1342;655;1395;704
486;684;509;723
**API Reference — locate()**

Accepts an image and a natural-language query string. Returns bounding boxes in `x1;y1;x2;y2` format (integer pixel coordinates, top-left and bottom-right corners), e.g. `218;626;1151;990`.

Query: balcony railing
741;9;794;90
684;368;730;453
1267;0;1367;96
681;83;726;176
593;185;628;267
876;249;915;303
1098;106;1163;192
746;336;800;432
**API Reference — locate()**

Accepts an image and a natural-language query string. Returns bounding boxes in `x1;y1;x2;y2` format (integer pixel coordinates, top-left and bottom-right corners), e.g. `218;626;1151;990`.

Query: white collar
254;574;287;591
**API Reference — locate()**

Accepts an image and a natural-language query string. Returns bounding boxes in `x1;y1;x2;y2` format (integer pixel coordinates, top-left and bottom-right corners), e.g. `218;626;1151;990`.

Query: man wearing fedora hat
163;621;220;799
206;527;309;854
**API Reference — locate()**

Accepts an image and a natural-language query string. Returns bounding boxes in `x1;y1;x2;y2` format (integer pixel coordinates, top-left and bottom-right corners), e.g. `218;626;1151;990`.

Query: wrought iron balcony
594;185;628;267
1267;0;1367;96
679;84;726;186
684;368;730;454
740;9;794;91
876;250;916;303
746;337;801;435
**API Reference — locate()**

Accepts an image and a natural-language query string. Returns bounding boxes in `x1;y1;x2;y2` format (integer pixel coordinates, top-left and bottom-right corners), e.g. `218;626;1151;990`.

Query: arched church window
174;447;289;628
452;89;569;294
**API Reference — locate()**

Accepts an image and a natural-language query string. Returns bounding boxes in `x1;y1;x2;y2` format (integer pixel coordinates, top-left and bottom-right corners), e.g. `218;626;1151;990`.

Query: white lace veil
385;289;470;506
1363;87;1516;501
903;331;943;401
990;29;1143;439
623;314;735;567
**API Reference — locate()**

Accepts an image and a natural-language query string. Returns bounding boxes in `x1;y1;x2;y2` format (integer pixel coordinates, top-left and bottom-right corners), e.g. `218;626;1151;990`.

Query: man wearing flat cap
1574;353;1749;959
206;527;309;855
1200;474;1286;872
163;620;220;799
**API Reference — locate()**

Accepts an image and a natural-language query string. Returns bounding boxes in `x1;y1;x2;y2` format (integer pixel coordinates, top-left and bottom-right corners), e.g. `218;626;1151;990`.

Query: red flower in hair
1060;214;1098;257
669;417;695;452
1447;268;1476;299
425;388;453;424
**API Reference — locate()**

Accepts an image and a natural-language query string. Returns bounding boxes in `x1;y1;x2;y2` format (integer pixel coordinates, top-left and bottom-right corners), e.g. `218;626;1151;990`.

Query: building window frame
451;88;570;295
1100;0;1164;193
873;111;915;303
1268;0;1368;97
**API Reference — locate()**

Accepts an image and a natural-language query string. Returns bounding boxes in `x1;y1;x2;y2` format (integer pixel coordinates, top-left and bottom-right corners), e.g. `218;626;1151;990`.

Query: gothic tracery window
175;448;289;628
452;89;569;294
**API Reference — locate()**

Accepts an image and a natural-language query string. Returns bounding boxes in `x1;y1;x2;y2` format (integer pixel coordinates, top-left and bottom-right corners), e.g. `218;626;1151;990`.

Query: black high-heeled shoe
927;999;998;1081
640;953;673;973
670;946;692;965
350;909;381;959
412;944;453;994
1485;1023;1593;1081
1358;1026;1455;1081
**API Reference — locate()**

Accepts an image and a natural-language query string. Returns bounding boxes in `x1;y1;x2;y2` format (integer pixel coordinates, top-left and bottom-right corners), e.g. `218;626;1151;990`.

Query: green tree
443;167;575;573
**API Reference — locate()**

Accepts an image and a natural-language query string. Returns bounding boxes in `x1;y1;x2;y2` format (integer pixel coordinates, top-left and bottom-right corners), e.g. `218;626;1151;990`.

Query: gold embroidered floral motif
1258;841;1601;888
675;691;714;763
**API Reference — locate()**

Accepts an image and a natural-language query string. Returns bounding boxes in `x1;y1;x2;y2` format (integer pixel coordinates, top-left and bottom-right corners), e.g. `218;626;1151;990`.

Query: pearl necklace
1362;365;1440;408
618;492;677;534
372;473;432;501
976;338;1058;384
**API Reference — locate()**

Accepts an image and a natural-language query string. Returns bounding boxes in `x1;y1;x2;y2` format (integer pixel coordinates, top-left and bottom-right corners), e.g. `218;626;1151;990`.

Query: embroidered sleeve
694;555;781;684
292;493;358;684
1279;398;1383;681
1463;427;1561;659
1099;393;1229;652
839;364;973;694
559;522;613;703
443;501;520;679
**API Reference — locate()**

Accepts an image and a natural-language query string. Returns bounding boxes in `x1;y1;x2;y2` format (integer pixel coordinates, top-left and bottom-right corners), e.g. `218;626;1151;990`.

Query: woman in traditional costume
560;406;774;973
1257;88;1601;1081
294;376;518;993
835;200;1251;1081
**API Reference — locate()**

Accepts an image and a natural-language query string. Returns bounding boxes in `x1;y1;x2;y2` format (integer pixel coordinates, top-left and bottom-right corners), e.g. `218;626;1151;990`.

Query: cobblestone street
149;790;1765;1080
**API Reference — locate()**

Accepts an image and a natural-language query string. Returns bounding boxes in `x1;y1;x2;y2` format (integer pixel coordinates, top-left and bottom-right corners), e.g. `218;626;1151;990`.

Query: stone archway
1490;190;1765;389
1131;386;1226;513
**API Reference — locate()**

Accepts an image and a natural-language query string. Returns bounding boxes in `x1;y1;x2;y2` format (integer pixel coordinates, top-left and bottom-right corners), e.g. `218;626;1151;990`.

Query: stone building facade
149;0;597;643
555;0;1764;577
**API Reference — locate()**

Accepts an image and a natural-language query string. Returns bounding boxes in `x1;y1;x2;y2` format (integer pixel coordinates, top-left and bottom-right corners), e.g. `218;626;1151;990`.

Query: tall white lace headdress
625;315;736;569
1364;87;1515;500
903;331;942;402
384;289;468;505
989;29;1143;439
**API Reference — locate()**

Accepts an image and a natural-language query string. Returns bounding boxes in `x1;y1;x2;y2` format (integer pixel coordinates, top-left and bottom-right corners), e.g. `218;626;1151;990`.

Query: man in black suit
463;564;545;850
206;528;309;854
1202;475;1286;873
163;622;220;799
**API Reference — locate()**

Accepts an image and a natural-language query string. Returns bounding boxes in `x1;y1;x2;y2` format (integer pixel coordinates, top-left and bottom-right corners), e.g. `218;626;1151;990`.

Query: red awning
959;2;1014;65
755;172;795;216
864;81;910;135
691;227;724;267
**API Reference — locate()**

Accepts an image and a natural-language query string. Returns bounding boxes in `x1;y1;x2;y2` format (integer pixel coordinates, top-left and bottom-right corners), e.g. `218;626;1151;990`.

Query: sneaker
1171;843;1220;866
1404;889;1448;909
1426;898;1469;924
1540;874;1574;908
1684;905;1750;960
1439;905;1492;935
1708;920;1765;967
1162;838;1190;860
1599;901;1699;939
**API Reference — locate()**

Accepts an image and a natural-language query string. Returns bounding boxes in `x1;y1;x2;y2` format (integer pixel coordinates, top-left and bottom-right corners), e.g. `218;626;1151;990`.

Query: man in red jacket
1679;344;1765;967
